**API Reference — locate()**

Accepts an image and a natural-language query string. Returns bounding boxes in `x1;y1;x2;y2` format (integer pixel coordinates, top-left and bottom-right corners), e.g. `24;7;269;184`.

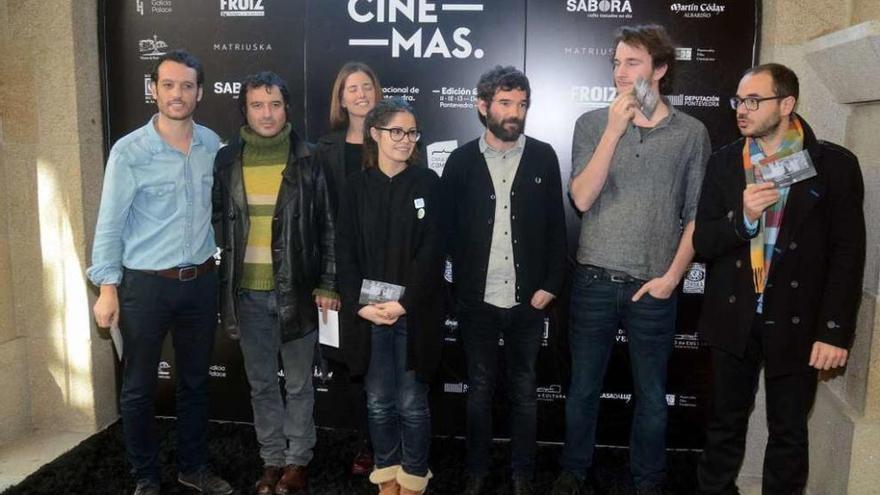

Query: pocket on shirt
135;182;177;220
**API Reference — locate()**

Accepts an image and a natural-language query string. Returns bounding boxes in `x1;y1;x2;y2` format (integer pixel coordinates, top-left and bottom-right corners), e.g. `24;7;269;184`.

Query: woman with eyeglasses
336;97;444;495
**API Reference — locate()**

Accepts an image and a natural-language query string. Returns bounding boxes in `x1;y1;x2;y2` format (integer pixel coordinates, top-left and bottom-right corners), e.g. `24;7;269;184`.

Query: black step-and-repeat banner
102;0;758;449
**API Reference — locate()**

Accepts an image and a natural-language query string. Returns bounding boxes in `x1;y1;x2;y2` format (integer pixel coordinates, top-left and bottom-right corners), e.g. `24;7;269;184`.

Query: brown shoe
275;465;308;494
255;466;282;495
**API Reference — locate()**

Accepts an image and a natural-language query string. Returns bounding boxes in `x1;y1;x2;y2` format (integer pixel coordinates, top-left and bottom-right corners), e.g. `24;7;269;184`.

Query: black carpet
1;419;700;495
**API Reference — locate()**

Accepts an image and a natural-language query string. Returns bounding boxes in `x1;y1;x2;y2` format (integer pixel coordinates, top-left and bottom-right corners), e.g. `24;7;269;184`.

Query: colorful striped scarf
742;116;804;294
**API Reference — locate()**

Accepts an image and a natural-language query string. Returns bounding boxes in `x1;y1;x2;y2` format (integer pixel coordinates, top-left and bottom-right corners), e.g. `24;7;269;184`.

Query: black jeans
698;320;818;494
459;300;545;479
118;268;218;483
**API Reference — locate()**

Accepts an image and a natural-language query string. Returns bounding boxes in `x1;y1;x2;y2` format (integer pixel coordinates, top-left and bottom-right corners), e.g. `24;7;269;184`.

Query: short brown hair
743;63;799;100
613;24;676;94
329;62;383;131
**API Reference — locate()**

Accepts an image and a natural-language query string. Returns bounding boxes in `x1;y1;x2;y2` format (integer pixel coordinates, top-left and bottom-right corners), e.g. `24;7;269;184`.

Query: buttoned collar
145;113;203;153
479;132;526;158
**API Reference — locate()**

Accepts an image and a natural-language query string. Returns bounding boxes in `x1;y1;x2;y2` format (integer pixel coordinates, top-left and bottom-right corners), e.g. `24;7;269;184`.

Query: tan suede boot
370;465;402;495
397;468;433;495
378;481;400;495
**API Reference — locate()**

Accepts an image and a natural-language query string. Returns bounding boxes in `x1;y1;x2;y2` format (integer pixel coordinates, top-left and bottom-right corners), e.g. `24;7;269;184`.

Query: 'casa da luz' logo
346;0;487;59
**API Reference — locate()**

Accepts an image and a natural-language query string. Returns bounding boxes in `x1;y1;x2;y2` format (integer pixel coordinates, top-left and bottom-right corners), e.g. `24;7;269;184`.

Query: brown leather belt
135;258;216;281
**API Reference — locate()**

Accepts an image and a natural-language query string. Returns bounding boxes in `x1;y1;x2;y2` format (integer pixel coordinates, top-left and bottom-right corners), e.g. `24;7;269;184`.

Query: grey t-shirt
570;105;710;281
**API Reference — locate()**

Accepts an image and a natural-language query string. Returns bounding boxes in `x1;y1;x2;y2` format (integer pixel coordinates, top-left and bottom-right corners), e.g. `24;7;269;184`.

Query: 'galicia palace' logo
670;3;726;18
220;0;265;17
566;0;633;19
347;0;486;59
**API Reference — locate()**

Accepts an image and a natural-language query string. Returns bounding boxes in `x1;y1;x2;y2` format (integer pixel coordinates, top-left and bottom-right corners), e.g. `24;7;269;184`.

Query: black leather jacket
213;131;336;342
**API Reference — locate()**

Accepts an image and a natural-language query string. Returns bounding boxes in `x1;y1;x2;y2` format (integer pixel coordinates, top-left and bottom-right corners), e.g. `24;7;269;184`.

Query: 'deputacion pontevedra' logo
347;0;486;58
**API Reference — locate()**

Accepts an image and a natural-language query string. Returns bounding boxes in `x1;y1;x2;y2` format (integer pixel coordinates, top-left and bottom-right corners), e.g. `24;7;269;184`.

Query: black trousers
697;320;818;495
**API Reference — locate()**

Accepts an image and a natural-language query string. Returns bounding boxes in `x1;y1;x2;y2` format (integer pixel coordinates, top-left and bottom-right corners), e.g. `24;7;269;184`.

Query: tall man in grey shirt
441;66;566;495
552;25;710;495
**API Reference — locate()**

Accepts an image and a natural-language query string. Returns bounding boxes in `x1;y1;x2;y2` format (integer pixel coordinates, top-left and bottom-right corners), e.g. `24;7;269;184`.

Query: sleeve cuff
86;266;122;287
743;213;759;235
312;288;340;300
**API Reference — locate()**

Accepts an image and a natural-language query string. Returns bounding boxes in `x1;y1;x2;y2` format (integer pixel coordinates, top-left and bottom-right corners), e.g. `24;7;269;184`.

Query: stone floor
0;429;92;491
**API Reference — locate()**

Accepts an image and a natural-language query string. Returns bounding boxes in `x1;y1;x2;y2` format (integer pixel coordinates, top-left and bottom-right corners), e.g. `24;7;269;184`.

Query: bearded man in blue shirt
87;50;232;495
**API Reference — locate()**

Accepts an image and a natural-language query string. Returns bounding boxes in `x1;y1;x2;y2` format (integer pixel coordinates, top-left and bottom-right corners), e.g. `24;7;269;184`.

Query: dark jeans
561;264;677;489
364;317;431;476
459;300;545;479
697;321;818;495
117;268;218;483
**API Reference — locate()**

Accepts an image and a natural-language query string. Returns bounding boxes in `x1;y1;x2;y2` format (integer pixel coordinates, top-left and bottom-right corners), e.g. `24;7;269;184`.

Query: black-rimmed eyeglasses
729;95;788;111
375;127;422;142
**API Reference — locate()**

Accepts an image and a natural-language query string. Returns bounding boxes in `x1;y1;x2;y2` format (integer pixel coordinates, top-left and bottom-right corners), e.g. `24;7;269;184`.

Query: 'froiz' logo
220;0;265;17
347;0;486;59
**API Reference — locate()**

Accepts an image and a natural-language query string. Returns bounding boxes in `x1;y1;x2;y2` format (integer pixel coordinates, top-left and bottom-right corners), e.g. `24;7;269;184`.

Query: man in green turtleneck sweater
213;72;338;495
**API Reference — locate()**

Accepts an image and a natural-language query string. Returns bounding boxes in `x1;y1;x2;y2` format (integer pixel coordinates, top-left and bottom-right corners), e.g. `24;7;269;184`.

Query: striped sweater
239;124;291;290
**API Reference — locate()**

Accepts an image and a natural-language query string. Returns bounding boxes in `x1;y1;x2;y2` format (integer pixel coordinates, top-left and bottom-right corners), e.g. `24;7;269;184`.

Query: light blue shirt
87;115;221;286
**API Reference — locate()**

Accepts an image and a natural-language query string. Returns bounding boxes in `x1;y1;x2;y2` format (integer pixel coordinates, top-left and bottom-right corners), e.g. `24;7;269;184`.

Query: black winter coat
336;166;445;381
693;117;865;376
313;130;349;216
213;132;337;342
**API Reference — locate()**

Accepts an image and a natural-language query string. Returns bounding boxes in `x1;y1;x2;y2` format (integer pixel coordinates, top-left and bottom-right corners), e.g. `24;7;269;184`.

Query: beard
486;113;525;142
739;112;782;139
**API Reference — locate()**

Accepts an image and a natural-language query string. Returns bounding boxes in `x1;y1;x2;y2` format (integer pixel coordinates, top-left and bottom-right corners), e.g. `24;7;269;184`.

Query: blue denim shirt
87;115;221;286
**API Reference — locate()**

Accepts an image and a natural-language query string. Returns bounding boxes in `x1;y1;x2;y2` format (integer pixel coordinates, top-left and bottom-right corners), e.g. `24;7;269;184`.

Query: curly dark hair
363;97;419;169
475;66;531;125
237;71;291;120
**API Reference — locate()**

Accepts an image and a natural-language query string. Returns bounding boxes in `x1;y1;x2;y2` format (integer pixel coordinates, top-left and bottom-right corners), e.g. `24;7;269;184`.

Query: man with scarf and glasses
694;63;865;494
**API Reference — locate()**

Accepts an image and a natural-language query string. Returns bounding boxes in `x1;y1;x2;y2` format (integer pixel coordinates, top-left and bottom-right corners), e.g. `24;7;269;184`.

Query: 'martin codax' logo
670;3;726;18
347;0;486;58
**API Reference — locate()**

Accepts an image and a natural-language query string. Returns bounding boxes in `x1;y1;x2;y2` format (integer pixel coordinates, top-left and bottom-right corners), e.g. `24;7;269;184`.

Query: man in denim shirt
87;50;232;495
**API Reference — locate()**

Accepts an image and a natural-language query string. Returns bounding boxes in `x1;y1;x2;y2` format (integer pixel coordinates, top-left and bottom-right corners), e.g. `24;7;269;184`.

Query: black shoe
551;471;585;495
178;469;234;495
461;475;487;495
133;479;160;495
511;477;533;495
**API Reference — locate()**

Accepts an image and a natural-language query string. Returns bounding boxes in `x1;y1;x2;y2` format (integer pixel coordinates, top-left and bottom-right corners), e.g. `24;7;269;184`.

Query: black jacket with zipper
213;130;336;342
